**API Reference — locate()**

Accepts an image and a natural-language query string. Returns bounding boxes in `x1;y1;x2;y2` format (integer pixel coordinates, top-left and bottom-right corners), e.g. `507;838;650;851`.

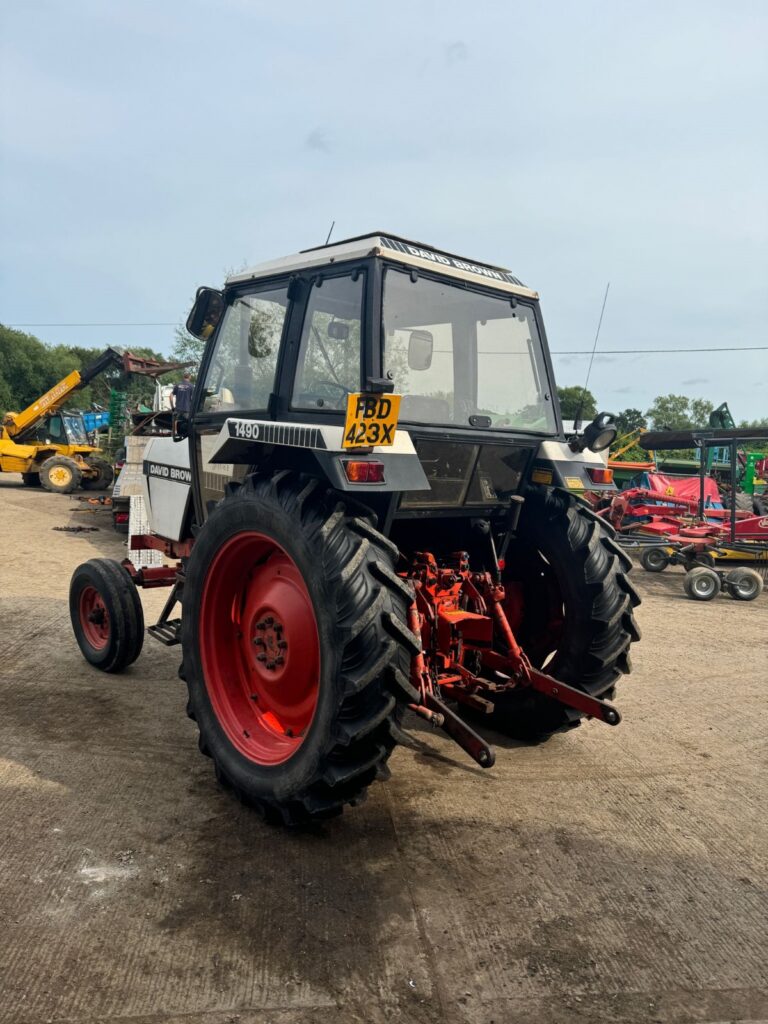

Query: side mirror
186;287;224;342
408;330;433;371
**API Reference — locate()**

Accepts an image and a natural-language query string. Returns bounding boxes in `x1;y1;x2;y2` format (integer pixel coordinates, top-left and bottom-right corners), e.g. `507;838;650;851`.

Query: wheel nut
256;619;266;629
277;640;287;649
274;655;284;666
264;616;274;626
256;653;267;662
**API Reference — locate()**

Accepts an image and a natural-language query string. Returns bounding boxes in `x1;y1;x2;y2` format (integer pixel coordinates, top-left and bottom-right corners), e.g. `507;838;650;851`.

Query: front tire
70;558;145;671
181;473;417;824
40;455;82;494
494;489;641;739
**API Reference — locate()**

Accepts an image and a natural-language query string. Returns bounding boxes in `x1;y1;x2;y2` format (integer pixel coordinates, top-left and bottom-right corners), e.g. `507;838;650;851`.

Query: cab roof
225;232;538;299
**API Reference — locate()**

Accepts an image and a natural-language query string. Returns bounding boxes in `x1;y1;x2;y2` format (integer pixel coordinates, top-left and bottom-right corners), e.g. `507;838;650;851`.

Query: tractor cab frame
178;233;614;538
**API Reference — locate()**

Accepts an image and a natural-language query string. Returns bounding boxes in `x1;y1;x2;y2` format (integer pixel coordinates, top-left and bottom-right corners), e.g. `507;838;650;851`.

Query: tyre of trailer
640;546;670;573
683;566;721;601
724;567;764;602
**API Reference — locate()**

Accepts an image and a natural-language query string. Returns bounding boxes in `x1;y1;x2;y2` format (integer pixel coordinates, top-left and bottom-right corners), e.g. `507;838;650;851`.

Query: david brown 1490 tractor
69;233;640;824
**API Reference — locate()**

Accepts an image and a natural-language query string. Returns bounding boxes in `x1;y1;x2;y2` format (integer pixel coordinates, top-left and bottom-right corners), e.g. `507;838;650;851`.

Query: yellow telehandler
0;348;189;493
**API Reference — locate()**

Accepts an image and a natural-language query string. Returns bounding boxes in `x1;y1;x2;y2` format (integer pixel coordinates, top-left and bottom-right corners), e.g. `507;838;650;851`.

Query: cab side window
201;284;289;413
292;273;363;409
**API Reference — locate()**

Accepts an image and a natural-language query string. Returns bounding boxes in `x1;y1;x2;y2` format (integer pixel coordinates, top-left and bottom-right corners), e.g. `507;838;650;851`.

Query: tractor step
147;618;182;646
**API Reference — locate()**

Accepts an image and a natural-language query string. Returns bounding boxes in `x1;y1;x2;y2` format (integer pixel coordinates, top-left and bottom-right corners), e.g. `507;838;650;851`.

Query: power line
553;346;768;354
3;324;767;355
6;322;178;327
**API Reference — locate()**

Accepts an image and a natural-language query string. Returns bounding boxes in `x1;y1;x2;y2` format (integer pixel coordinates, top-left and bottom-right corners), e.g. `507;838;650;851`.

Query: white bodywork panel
537;439;610;467
209;417;419;461
225;233;538;300
141;436;192;541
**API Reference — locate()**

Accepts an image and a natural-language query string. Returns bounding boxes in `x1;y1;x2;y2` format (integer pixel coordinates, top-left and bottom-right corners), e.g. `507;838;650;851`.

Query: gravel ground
0;476;766;1024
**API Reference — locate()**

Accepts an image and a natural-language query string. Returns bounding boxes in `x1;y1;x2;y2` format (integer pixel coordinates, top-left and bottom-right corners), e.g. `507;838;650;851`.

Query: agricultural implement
602;428;768;602
69;232;640;824
0;348;190;493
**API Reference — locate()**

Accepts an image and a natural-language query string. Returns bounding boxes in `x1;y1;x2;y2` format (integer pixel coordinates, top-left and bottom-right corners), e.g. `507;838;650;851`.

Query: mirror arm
366;376;394;394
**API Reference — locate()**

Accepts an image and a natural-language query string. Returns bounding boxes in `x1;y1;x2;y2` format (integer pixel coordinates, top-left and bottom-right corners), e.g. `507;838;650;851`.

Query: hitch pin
408;703;445;728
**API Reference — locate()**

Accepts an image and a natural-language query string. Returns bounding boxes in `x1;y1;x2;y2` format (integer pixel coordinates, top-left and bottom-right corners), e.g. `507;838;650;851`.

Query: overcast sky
1;0;766;419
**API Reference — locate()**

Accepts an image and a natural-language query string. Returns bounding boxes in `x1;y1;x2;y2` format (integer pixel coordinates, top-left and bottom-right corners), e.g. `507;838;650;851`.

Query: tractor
69;232;641;824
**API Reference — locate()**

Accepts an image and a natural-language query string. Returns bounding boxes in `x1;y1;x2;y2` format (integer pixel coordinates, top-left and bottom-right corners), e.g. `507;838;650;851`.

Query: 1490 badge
343;393;401;448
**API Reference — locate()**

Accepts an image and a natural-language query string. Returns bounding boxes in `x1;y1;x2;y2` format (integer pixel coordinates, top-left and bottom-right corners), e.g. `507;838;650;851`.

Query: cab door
189;279;293;523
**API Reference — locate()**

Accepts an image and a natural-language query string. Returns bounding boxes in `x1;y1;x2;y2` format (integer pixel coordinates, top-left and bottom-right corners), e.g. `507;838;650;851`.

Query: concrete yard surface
0;476;766;1024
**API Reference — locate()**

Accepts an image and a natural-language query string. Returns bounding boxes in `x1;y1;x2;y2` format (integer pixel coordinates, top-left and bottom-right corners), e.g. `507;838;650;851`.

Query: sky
1;0;766;420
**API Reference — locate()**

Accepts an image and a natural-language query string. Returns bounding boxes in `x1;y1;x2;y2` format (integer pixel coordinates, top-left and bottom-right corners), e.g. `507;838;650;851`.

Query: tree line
2;322;764;445
0;324;177;418
557;385;766;432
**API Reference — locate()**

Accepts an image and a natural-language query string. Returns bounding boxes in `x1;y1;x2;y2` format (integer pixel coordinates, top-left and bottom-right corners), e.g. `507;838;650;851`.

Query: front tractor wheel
40;455;82;494
495;489;641;740
181;474;416;825
69;558;145;671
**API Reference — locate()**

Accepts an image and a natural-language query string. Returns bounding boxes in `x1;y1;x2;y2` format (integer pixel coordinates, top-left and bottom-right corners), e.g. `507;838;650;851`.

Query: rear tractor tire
683;566;721;601
493;489;641;741
81;457;115;490
640;546;670;573
181;473;418;825
69;558;145;671
40;455;82;494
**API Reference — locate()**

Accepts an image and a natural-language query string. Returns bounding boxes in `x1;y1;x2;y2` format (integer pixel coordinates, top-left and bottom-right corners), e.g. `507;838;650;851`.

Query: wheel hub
199;532;321;766
251;616;287;671
79;586;110;649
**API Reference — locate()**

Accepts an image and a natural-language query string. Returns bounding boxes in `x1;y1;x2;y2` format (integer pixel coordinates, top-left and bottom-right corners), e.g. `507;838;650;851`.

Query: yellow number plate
343;393;401;448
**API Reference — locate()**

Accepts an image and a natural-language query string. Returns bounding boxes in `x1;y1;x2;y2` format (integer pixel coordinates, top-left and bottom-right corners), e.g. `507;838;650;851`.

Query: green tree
0;324;176;423
614;408;647;436
171;323;205;368
556;385;597;421
645;394;714;430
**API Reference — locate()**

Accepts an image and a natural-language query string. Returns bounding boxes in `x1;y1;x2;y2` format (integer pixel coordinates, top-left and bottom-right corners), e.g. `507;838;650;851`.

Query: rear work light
343;460;385;483
586;467;614;485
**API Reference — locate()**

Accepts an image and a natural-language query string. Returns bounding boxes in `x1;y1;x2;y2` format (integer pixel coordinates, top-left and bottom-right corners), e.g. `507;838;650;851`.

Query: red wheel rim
79;586;111;650
199;532;321;766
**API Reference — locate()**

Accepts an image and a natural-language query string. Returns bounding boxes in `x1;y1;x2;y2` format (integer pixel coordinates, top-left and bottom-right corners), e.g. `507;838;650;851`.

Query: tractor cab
181;233;616;530
29;410;93;450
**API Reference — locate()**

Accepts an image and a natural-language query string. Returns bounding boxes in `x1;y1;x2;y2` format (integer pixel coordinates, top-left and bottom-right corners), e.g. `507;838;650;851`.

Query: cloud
614;386;633;394
444;41;468;66
305;130;330;153
680;377;710;385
